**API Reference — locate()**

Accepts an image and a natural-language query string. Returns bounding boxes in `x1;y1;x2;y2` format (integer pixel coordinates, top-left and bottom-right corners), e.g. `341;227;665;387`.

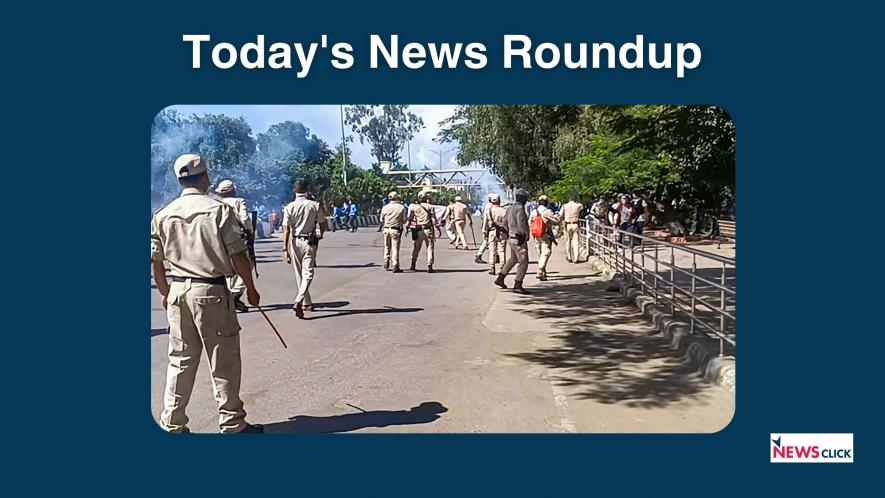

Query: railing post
653;243;659;304
691;253;697;335
669;246;676;316
720;261;727;357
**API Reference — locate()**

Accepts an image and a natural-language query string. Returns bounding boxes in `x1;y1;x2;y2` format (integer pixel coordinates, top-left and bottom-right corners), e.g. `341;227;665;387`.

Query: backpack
530;210;546;238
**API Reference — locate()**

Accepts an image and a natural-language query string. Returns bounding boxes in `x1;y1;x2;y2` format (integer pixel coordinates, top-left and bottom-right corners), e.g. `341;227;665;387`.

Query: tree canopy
151;110;393;212
439;105;735;218
344;105;424;170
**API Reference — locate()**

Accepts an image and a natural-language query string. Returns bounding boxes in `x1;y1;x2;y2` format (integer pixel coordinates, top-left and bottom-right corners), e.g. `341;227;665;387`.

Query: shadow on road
431;268;490;274
505;279;714;408
307;306;423;320
245;301;354;313
318;263;379;269
151;327;168;337
263;401;448;433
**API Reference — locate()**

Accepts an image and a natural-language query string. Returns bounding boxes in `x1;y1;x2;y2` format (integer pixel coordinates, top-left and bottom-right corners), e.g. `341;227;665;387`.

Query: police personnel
380;191;405;273
408;192;439;273
495;189;531;294
483;193;508;275
560;196;584;263
474;194;494;264
441;199;456;244
282;180;327;319
151;154;263;434
451;195;473;249
530;195;561;281
215;180;254;311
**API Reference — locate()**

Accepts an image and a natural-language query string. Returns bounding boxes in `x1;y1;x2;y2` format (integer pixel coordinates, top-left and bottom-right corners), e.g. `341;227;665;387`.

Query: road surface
150;227;734;433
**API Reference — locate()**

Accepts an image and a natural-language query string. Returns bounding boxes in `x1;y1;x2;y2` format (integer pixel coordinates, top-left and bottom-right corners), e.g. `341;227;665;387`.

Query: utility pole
428;147;455;172
340;105;348;186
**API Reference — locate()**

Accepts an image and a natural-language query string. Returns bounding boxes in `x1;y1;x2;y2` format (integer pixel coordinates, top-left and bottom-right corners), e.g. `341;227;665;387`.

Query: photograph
150;104;736;434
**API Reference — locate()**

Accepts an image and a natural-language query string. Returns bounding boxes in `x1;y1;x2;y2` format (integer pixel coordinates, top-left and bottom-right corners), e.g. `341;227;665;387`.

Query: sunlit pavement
150;228;734;433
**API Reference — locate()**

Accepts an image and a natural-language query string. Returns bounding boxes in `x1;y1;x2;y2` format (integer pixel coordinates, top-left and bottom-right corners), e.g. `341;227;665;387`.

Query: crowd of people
151;152;659;434
588;192;648;247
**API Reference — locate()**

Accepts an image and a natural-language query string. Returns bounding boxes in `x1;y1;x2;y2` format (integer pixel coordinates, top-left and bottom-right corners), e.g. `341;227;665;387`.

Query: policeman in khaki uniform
560;196;584;263
529;195;561;281
451;195;473;249
495;189;531;294
441;199;456;244
380;191;405;273
282;180;327;319
482;193;508;275
474;194;494;264
151;154;263;434
215;180;254;311
408;192;439;273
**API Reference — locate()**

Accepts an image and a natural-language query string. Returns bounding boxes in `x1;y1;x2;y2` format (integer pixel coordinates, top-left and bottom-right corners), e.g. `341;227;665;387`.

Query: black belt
171;276;226;285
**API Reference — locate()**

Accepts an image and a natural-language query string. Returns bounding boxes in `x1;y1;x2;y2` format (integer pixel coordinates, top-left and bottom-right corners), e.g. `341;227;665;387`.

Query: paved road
150;227;733;433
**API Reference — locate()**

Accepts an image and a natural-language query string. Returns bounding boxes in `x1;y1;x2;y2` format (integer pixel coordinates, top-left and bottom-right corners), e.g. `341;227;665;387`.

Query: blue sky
168;105;460;169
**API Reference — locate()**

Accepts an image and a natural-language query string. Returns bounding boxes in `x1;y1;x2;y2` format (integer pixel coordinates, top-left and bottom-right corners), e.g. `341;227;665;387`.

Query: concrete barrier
327;215;380;228
619;282;735;394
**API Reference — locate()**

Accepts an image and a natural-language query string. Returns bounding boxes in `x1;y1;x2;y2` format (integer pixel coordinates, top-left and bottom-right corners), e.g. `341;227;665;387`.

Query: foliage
439;105;581;190
152;111;361;211
344;105;424;169
440;104;735;218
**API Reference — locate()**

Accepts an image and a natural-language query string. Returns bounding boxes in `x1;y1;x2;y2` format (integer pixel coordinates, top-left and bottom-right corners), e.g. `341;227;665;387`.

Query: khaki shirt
442;204;454;221
380;201;405;228
451;201;470;222
220;196;254;234
561;201;583;223
408;202;436;227
151;188;247;278
483;204;507;232
283;194;323;236
504;202;529;237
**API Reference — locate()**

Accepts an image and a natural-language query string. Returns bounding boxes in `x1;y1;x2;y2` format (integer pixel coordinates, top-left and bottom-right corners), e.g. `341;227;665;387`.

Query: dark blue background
8;0;879;493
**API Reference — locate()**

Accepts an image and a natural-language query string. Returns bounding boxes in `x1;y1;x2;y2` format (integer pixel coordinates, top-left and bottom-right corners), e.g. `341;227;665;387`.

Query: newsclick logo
770;433;853;463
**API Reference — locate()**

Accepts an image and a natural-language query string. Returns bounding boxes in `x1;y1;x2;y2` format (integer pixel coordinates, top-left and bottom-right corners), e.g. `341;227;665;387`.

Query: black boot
513;280;531;294
474;255;485;264
293;303;304;319
392;266;403;273
494;274;507;289
383;260;389;270
488;267;497;275
409;260;416;271
427;264;435;274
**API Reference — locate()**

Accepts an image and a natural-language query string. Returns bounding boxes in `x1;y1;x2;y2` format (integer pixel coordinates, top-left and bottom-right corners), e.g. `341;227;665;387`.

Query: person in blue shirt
347;200;359;232
331;204;342;231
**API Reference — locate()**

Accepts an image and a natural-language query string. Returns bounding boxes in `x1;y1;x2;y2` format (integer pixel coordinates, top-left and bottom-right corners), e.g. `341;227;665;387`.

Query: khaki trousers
290;237;316;306
161;280;246;433
537;238;553;275
565;222;580;262
486;229;506;271
475;236;488;257
501;238;529;281
411;228;435;265
454;220;468;248
445;220;456;242
383;228;402;268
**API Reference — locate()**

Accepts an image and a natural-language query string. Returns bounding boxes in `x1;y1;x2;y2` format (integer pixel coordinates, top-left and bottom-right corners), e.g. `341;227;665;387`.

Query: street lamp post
428;147;455;172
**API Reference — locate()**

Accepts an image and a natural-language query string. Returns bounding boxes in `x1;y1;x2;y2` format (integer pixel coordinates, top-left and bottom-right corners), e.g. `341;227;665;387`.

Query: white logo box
770;433;853;463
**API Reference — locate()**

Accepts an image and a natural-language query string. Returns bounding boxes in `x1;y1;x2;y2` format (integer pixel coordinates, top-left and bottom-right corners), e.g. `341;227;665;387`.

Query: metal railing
579;219;736;356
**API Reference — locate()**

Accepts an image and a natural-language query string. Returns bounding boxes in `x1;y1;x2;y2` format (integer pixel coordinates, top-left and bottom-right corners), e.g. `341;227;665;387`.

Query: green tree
344;105;424;169
439;105;581;189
